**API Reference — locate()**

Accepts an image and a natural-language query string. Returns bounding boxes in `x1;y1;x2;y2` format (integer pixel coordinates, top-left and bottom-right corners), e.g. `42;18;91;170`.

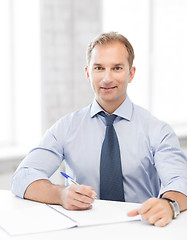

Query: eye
114;67;122;71
95;67;104;70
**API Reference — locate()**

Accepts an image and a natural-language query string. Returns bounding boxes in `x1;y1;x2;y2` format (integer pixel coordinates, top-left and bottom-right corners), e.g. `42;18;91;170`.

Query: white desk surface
0;189;187;240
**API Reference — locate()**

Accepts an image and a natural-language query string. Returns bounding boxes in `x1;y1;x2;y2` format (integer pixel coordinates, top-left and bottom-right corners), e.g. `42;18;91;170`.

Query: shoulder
63;105;91;123
132;103;175;139
49;104;91;133
132;103;158;123
133;103;163;124
131;103;181;154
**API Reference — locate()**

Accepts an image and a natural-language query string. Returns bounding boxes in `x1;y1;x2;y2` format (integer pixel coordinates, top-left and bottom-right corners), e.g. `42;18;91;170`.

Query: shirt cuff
11;167;49;198
159;177;187;197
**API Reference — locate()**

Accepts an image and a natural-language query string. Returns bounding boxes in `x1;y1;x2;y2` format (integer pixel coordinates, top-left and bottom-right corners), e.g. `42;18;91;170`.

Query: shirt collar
90;95;133;121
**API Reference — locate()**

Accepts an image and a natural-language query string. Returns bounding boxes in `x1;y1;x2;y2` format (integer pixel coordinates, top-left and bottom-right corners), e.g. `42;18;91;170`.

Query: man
12;32;187;227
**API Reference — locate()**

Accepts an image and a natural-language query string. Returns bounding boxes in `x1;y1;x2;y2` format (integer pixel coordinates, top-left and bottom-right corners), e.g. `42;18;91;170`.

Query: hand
127;197;173;227
60;184;97;210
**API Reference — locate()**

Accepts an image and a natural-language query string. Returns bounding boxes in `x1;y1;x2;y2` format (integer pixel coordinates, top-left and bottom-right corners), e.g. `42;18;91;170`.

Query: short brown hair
86;32;135;69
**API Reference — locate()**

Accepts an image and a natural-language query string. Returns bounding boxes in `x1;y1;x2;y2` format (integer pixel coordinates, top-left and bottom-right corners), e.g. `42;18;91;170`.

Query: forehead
90;42;129;65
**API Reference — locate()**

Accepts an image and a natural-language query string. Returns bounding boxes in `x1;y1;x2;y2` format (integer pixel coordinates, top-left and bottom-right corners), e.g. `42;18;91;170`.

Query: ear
85;66;90;83
128;66;136;83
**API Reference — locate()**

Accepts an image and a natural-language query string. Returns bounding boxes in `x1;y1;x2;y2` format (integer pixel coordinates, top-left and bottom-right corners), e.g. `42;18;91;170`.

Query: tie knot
99;112;117;126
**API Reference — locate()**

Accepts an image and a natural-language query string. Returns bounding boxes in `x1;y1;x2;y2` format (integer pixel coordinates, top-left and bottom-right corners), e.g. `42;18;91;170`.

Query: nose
103;69;113;85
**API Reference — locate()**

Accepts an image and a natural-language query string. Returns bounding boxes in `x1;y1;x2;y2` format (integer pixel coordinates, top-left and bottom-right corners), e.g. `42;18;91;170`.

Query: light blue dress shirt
11;96;187;203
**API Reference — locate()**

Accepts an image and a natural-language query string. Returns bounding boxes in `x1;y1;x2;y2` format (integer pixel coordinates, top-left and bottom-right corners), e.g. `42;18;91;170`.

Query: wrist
161;197;180;218
54;185;66;205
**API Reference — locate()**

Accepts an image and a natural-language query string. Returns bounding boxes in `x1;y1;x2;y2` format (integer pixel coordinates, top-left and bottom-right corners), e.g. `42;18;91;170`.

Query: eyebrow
113;63;125;67
93;63;125;66
93;63;102;66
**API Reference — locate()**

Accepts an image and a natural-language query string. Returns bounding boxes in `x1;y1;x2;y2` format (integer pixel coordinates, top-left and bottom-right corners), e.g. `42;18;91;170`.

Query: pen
60;171;97;199
60;171;78;185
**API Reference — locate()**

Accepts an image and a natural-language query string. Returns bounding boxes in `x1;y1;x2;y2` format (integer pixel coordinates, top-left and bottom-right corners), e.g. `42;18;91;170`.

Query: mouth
100;86;117;91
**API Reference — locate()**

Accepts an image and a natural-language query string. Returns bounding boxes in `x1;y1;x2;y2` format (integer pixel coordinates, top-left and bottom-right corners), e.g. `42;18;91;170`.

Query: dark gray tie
99;112;125;201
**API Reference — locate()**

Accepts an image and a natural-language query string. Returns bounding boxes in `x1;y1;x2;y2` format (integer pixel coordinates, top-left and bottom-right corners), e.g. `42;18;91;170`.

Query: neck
97;98;126;114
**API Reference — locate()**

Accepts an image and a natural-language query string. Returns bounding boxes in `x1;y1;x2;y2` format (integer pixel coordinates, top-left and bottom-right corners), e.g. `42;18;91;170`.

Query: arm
162;191;187;213
13;118;96;210
128;191;187;227
24;179;97;210
128;123;187;227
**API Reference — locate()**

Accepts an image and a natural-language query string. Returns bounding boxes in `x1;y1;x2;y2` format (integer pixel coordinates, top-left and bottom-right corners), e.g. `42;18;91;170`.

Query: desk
0;189;187;240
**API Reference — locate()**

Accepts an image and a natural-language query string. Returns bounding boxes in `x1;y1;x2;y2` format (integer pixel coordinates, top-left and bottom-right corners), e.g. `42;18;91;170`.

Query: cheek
122;73;130;84
119;78;129;91
89;77;97;90
90;74;100;85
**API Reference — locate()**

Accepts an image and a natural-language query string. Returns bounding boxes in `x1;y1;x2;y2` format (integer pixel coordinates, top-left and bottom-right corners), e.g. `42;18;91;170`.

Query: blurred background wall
0;0;187;190
40;0;101;131
0;0;102;189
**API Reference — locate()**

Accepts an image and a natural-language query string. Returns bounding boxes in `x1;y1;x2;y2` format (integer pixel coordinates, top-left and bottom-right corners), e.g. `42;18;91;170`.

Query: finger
61;184;97;210
71;204;93;211
154;217;171;227
140;199;173;226
70;185;96;207
139;197;157;215
127;209;140;217
145;211;164;225
141;206;160;221
63;191;93;210
75;193;95;204
75;185;97;199
71;198;93;210
65;200;93;210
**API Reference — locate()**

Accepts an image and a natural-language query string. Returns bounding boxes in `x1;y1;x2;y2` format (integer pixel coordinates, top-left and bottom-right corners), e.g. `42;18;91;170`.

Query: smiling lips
100;86;117;91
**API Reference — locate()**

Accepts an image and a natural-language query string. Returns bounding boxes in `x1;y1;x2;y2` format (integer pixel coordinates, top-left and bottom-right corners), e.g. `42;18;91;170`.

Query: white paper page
50;200;141;227
0;204;76;236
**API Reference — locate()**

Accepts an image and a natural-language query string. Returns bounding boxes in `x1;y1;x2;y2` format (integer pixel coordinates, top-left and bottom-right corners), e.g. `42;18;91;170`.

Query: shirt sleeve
153;123;187;197
11;129;64;198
